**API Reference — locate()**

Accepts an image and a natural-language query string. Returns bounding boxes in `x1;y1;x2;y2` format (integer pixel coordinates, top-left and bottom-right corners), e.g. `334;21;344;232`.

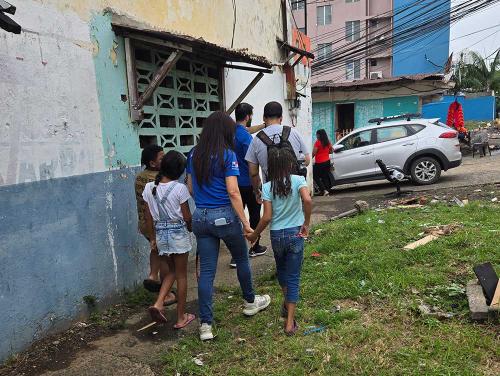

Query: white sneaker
243;294;271;316
199;323;214;341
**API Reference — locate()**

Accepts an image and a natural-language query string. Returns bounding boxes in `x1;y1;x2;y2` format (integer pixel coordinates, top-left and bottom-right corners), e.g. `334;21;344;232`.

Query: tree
453;50;500;94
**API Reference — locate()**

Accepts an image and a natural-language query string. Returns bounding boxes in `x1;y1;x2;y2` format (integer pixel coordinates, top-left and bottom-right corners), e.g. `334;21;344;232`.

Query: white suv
331;116;462;186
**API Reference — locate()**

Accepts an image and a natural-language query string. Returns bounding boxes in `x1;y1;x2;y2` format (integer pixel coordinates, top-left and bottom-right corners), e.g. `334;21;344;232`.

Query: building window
292;0;305;10
298;27;306;34
346;60;361;80
135;46;221;156
370;59;377;67
346;0;360;3
317;43;332;60
345;20;361;41
317;5;332;26
369;19;378;28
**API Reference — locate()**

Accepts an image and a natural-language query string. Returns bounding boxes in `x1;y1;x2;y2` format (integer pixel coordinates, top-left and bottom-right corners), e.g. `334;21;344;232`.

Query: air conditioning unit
370;71;383;79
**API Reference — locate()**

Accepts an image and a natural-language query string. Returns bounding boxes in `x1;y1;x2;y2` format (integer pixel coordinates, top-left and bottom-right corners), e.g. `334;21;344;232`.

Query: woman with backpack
313;129;334;196
187;111;271;341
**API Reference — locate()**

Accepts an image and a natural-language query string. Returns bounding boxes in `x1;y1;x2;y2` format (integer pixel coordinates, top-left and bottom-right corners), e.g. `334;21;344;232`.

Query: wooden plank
137;321;157;332
124;38;142;121
490;281;500;308
222;64;273;74
135;50;183;110
225;72;264;114
403;234;439;250
123;32;192;53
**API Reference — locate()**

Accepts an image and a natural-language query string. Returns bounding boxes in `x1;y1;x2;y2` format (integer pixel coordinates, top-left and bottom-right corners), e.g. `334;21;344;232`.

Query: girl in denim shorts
142;151;196;329
247;148;312;335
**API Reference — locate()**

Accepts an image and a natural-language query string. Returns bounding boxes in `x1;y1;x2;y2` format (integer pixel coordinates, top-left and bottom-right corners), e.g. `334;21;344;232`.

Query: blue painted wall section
392;0;450;76
382;96;419;117
312;102;334;141
0;168;149;360
91;13;140;169
422;95;496;121
354;99;383;128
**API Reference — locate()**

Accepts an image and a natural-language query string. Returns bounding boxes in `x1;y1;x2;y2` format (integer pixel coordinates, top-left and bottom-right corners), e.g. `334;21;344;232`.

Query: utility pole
304;0;308;35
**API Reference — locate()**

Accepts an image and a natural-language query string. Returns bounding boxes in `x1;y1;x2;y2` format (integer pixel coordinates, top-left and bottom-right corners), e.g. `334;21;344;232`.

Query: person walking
245;101;310;202
142;151;195;329
247;147;312;335
229;103;267;268
312;129;334;196
187;111;271;341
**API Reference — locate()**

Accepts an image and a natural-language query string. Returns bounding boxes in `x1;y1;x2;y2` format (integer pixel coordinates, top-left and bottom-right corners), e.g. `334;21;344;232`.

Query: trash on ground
492;197;498;202
137;321;157;332
330;200;369;221
304;326;326;336
314;229;324;235
418;303;454;319
378;219;385;224
311;252;322;257
404;223;463;250
452;197;465;207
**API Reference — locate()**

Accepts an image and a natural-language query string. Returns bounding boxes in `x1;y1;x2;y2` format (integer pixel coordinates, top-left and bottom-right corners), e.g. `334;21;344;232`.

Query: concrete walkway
12;152;500;375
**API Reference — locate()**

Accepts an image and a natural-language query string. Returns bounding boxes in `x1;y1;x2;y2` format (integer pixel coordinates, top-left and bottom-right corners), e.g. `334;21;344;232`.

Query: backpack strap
256;130;274;146
281;126;291;142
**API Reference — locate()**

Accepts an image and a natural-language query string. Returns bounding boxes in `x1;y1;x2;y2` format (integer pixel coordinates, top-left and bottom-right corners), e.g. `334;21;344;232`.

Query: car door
332;129;377;180
373;125;418;170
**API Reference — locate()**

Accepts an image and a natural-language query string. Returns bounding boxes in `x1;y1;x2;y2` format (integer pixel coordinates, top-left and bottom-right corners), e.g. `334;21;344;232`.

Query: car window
409;124;425;133
342;130;372;151
376;125;409;143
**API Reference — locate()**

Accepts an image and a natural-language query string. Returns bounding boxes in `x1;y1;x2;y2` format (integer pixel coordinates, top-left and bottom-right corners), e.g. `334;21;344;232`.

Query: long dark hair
152;150;186;196
267;148;296;198
193;111;235;185
316;129;330;148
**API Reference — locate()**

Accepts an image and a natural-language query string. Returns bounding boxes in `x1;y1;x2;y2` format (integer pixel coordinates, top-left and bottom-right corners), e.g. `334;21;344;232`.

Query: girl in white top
142;150;195;329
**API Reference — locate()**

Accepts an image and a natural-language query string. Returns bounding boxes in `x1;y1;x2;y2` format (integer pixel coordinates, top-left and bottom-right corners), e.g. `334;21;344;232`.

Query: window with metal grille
345;20;361;41
346;60;361;80
317;5;332;26
346;0;360;3
292;0;305;10
317;43;332;60
135;46;221;157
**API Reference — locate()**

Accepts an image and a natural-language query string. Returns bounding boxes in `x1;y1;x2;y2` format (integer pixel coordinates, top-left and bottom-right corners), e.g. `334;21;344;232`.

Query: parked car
330;116;462;186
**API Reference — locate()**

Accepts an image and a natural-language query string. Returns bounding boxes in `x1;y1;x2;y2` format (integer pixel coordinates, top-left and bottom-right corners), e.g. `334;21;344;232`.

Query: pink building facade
292;0;393;84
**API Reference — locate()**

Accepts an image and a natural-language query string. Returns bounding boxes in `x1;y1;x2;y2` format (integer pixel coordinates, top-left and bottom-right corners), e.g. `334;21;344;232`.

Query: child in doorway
142;150;196;329
247;148;312;335
135;145;176;305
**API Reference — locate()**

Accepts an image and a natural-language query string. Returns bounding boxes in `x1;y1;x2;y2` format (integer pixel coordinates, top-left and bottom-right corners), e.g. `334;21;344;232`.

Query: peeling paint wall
0;0;105;186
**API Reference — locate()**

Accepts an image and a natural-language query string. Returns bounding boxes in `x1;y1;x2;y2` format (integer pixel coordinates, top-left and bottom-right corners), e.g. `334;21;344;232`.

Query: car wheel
410;156;441;185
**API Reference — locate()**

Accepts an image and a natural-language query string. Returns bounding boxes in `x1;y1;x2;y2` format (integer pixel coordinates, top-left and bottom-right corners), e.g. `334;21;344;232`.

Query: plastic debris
492;197;498;202
311;252;322;257
378;219;385;224
304;326;326;335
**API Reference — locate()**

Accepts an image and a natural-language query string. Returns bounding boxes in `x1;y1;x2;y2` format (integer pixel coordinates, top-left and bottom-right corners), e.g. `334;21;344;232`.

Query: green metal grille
135;46;221;156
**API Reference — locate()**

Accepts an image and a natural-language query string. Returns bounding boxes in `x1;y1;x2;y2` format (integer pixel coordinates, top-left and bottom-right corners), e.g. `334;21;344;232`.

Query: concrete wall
422;95;496;122
0;0;312;361
392;0;450;76
0;168;148;360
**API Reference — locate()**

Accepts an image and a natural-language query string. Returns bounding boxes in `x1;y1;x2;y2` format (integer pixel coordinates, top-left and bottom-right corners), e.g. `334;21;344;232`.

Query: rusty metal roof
110;12;273;69
313;73;446;90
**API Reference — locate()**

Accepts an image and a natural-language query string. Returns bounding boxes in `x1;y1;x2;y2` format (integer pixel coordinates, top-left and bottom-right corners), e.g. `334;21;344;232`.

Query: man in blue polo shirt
230;103;267;267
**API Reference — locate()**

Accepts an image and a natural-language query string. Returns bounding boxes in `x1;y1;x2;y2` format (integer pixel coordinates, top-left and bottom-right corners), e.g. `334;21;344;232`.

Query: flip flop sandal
173;313;196;329
284;320;298;336
163;290;178;306
148;306;168;323
143;279;161;293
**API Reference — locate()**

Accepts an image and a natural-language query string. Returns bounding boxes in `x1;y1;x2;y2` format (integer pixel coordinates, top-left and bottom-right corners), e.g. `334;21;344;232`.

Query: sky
449;0;500;60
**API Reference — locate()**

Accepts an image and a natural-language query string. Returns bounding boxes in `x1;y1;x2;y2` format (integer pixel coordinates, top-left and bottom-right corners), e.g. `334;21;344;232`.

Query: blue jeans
193;206;255;324
270;226;304;303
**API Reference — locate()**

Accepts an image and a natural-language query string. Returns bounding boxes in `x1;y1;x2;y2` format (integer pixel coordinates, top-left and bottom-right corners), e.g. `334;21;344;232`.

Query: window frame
317;5;332;26
317;42;333;60
345;59;361;80
292;0;305;10
341;129;375;151
374;125;414;144
345;20;361;42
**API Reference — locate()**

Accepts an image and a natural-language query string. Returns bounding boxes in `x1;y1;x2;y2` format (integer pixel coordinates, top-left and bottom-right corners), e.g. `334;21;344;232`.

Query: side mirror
333;144;345;153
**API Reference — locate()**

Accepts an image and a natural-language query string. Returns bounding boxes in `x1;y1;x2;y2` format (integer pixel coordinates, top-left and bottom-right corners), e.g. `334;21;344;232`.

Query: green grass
161;202;500;375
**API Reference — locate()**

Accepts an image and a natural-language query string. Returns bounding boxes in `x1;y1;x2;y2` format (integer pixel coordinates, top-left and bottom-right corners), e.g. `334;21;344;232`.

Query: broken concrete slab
466;280;490;321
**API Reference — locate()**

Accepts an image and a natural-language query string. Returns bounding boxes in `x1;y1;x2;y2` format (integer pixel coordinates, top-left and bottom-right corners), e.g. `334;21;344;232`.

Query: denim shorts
155;220;192;256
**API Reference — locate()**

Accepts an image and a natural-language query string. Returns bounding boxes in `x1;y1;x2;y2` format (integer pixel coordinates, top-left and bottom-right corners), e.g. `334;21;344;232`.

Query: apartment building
292;0;451;83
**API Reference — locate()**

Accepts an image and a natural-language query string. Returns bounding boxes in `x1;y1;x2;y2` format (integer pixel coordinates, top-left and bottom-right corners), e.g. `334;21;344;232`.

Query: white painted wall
0;1;105;186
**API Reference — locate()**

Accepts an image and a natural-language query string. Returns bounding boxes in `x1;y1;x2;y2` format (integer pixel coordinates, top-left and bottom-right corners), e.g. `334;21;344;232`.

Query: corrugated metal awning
111;13;273;69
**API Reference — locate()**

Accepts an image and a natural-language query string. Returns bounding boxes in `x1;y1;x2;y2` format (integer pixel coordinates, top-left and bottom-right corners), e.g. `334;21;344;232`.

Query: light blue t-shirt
262;175;308;231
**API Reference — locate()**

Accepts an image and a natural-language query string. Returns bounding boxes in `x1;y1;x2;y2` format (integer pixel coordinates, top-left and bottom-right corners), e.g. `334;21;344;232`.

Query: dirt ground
1;153;499;376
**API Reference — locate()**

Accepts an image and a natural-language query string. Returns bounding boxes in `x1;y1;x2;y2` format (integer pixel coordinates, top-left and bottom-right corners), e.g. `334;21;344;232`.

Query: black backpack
256;126;304;179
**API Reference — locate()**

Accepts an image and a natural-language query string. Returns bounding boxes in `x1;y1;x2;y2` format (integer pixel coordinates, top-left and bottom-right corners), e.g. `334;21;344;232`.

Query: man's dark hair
141;144;163;169
263;101;283;119
235;103;253;122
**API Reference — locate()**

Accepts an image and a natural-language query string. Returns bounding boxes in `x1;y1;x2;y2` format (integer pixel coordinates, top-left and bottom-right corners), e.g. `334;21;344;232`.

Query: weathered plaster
0;0;105;186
